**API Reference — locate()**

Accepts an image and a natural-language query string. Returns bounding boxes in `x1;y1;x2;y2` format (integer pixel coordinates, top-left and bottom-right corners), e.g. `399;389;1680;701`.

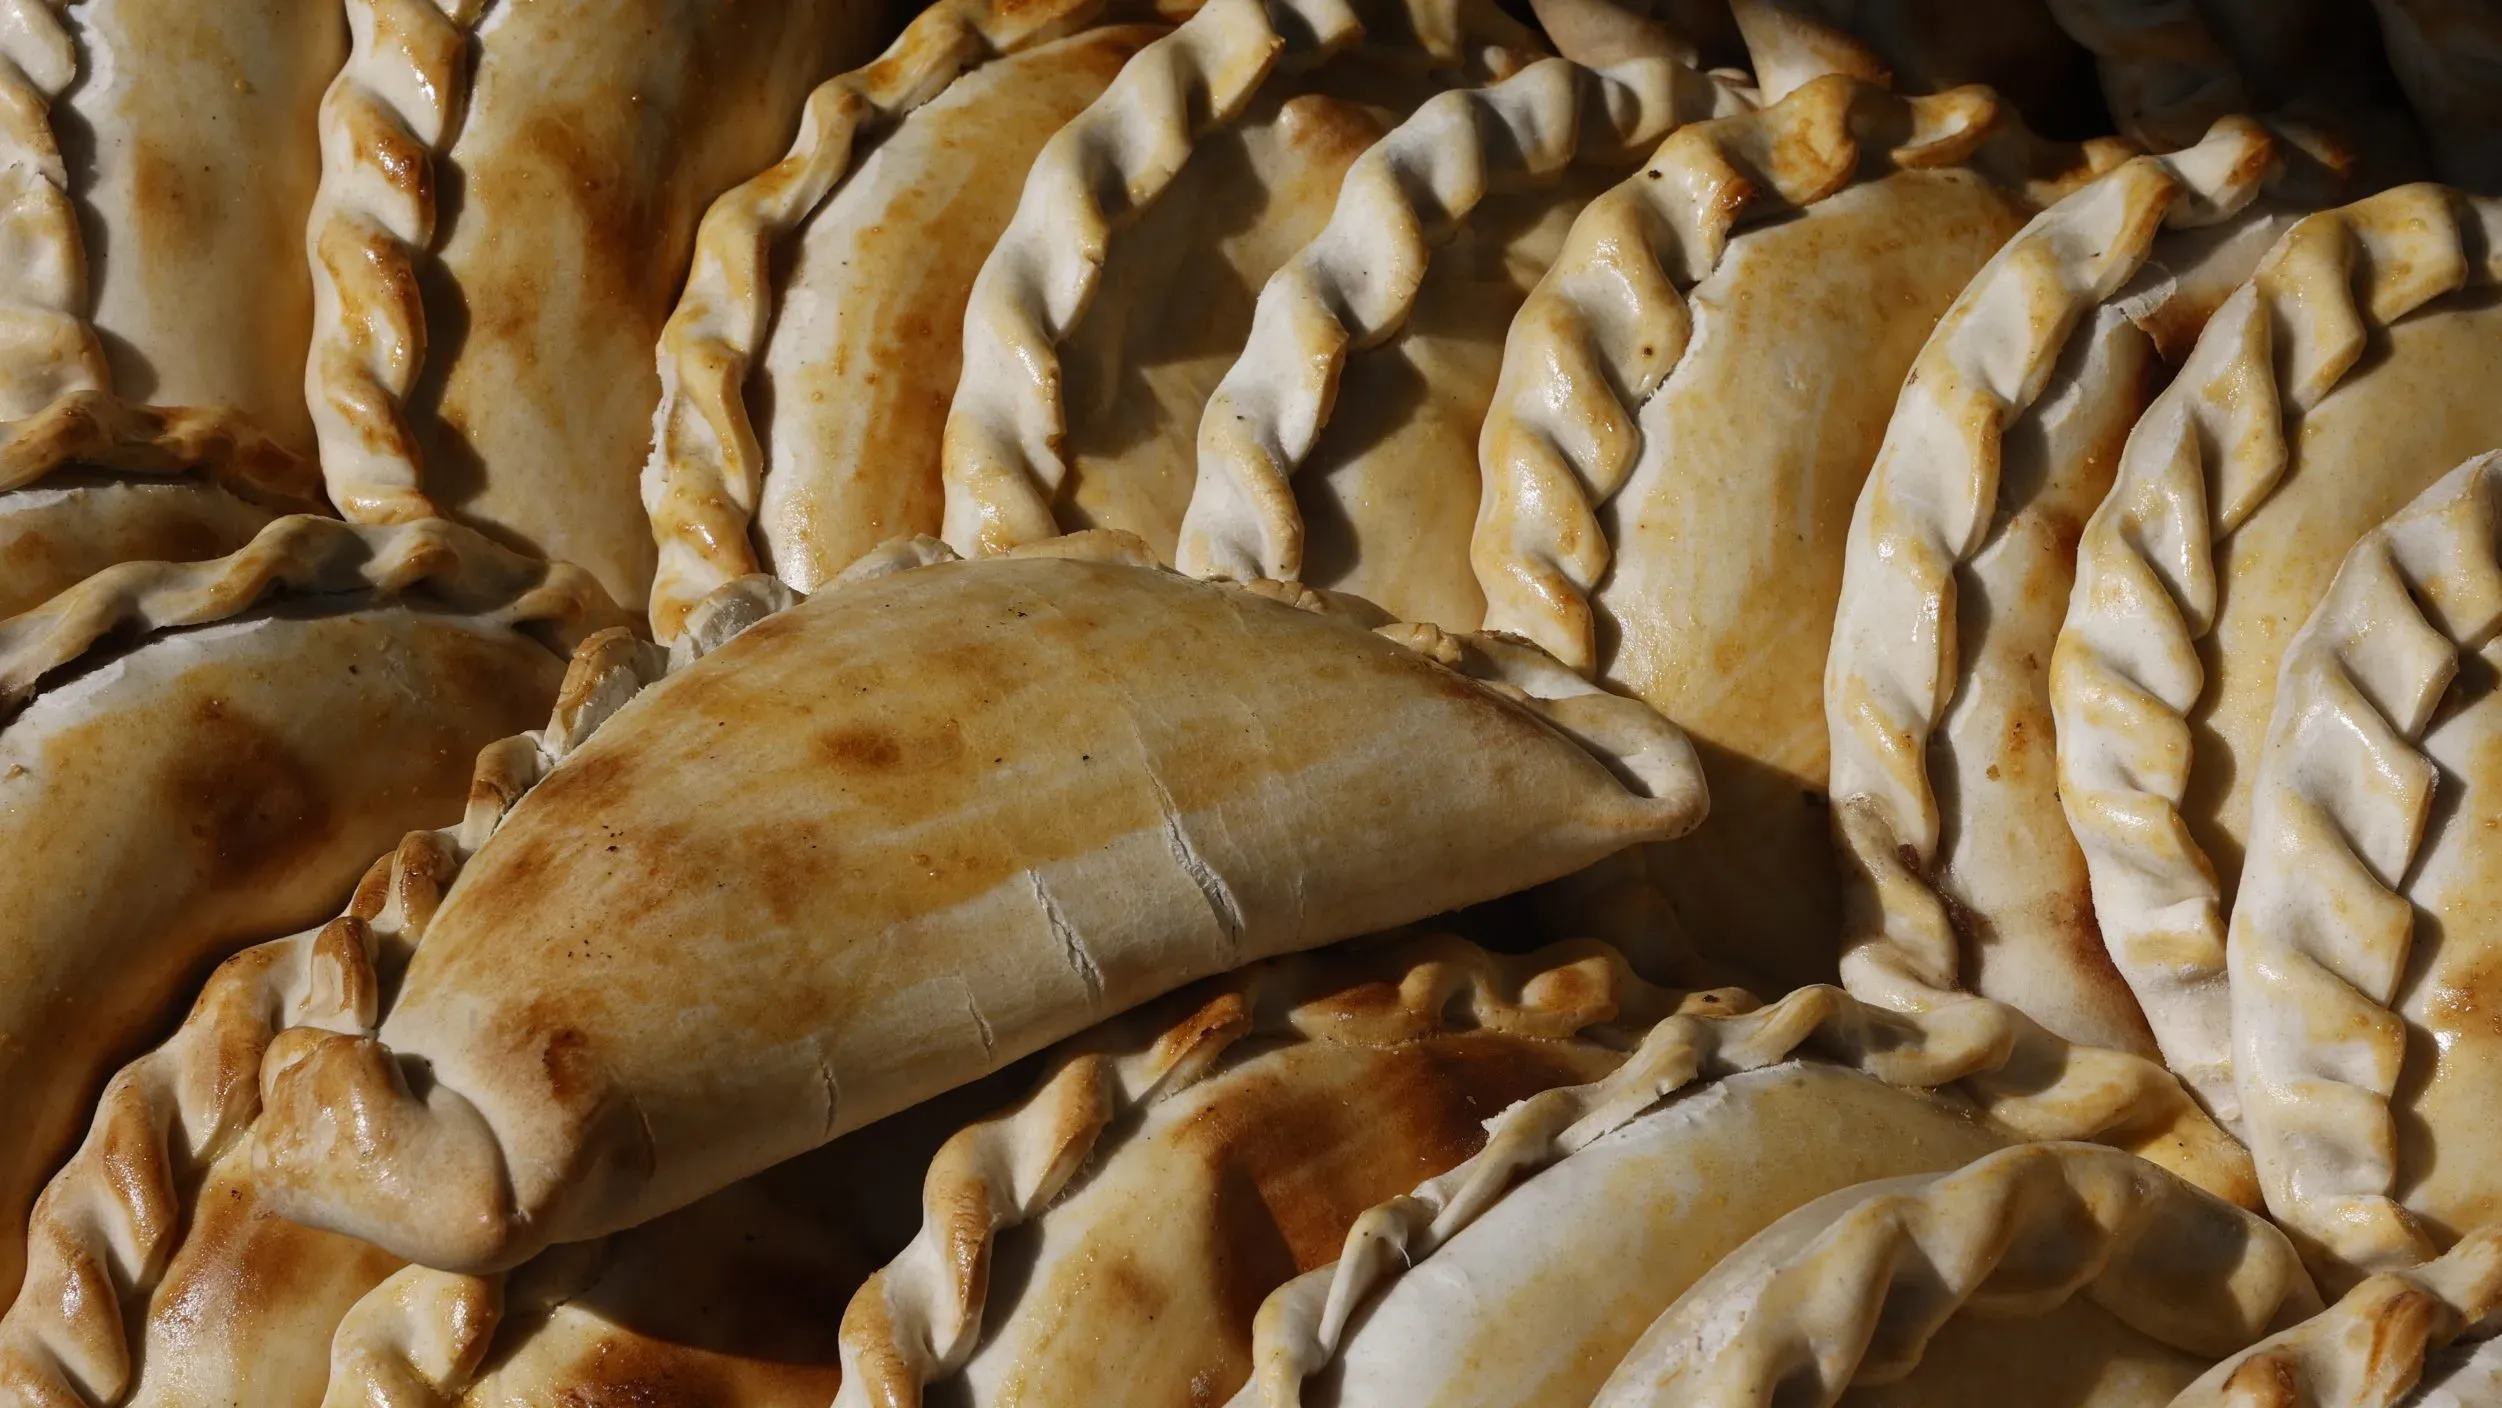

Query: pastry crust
2050;186;2502;1127
1825;120;2275;1059
1590;1142;2319;1406
1176;54;1747;624
2367;0;2502;192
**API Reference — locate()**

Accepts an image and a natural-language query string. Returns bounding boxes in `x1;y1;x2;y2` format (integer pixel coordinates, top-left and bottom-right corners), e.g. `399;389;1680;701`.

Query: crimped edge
0;0;102;427
303;0;488;526
1224;980;2259;1405
2228;452;2502;1279
0;390;324;510
639;0;1118;641
830;931;1741;1405
0;582;776;1405
2043;0;2249;150
1588;1142;2320;1406
1468;71;2130;675
2169;1224;2502;1407
1175;53;1745;587
2048;186;2502;1132
936;0;1545;558
1824;121;2273;1064
0;515;629;714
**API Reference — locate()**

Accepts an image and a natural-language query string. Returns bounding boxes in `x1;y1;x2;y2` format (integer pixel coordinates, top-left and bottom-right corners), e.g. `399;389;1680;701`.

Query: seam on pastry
304;0;493;525
1469;72;2129;676
831;932;1723;1406
1824;121;2274;1113
0;515;626;716
640;0;1116;641
1228;979;2266;1404
0;585;754;1402
936;0;1547;559
2169;1223;2502;1407
2049;187;2502;1150
1174;53;1747;585
2228;451;2502;1280
1585;1141;2319;1405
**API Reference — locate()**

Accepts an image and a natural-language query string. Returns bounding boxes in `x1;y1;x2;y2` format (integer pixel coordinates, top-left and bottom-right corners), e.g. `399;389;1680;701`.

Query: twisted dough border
0;582;782;1405
1226;979;2256;1405
304;0;489;525
1468;72;2125;675
1589;1141;2318;1407
832;933;1733;1406
640;0;1116;641
937;0;1543;558
2049;186;2502;1137
1174;53;1744;585
2227;452;2502;1279
2170;1224;2502;1408
0;514;625;712
1825;122;2272;1075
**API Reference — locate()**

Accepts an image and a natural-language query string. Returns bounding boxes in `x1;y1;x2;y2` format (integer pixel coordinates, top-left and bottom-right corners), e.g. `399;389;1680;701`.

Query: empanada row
3;1;2502;1405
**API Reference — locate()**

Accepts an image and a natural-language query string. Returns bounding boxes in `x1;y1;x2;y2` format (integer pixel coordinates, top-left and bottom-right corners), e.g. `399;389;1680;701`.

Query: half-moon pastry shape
838;933;1706;1405
0;516;614;1316
1472;74;2118;991
939;0;1544;562
2166;1225;2502;1408
1229;981;2256;1407
2367;0;2502;193
1589;1142;2318;1408
1826;121;2281;1063
1177;55;1747;630
648;23;1161;639
307;0;890;610
2051;185;2502;1126
247;537;1706;1273
2229;452;2502;1279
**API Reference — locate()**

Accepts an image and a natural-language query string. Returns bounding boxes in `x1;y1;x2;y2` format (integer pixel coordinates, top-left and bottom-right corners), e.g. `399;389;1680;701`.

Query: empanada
2367;0;2502;192
1825;121;2283;1064
2230;453;2502;1279
1590;1142;2317;1407
307;0;890;609
244;537;1704;1273
838;933;1711;1405
1177;55;1748;628
1230;982;2255;1406
2051;186;2502;1126
939;0;1543;563
1727;0;2106;137
1472;75;2121;990
647;14;1162;636
0;516;613;1313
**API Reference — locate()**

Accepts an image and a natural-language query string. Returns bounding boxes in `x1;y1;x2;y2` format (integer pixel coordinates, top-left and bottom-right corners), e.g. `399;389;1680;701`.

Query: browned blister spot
162;696;330;885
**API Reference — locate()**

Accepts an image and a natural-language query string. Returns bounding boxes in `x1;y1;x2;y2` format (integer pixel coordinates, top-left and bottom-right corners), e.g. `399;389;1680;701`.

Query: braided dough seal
2230;452;2502;1280
1591;1142;2319;1407
0;516;617;1317
1176;55;1747;628
1471;73;2120;990
309;0;890;610
938;0;1545;562
2050;186;2502;1127
247;544;1705;1274
1826;120;2276;1060
646;16;1158;639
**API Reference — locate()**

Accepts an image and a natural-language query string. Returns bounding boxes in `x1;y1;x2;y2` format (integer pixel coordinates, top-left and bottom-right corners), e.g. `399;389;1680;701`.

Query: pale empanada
939;0;1544;563
306;0;890;610
1825;122;2291;1066
1589;1142;2317;1408
646;13;1163;637
0;516;614;1317
2367;0;2502;192
2051;187;2502;1129
2167;1225;2502;1408
1228;982;2255;1407
1177;55;1748;629
1471;75;2121;991
2228;453;2502;1279
244;536;1704;1273
1727;0;2107;135
0;0;342;615
836;933;1711;1406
